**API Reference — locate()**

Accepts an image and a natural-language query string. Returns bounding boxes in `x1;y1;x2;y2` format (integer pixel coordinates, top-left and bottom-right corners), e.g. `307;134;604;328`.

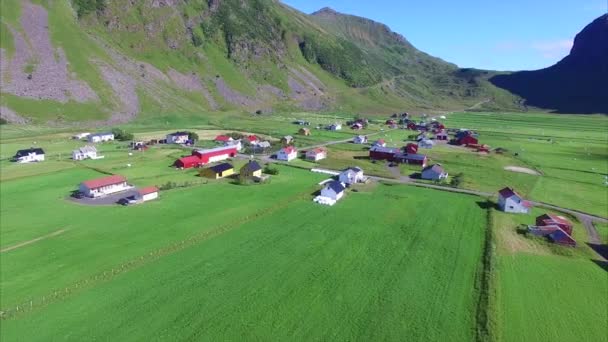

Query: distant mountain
490;14;608;114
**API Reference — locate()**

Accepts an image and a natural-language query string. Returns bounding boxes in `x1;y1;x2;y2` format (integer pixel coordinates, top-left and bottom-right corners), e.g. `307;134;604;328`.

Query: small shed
137;187;159;202
299;128;311;136
281;136;294;145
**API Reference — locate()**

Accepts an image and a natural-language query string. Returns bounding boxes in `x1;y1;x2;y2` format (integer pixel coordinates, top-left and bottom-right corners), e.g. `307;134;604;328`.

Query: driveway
69;188;140;206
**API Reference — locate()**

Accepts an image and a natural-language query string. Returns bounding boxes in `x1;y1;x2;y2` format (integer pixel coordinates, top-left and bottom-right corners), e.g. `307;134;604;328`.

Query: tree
111;128;134;141
187;131;199;142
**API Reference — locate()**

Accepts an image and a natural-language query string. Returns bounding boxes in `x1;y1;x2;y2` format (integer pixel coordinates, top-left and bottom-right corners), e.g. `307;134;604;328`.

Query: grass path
0;229;68;253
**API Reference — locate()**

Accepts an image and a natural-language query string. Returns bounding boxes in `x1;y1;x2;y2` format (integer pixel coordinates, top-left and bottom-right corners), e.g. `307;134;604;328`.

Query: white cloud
531;39;574;59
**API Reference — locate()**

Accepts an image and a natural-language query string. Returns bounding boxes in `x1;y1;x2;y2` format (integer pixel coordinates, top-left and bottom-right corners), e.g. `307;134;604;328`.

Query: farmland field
1;163;487;340
1;110;607;341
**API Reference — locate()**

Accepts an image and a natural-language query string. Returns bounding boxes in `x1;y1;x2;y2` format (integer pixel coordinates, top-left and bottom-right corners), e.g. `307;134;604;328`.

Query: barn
192;146;238;164
404;143;419;154
394;153;428;167
174;155;203;169
536;214;574;235
528;225;576;246
458;135;479;146
201;163;234;179
369;146;400;161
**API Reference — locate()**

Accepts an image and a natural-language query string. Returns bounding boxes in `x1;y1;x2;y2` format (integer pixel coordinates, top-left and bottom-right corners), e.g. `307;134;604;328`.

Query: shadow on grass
586;243;608;260
591;260;608;273
476;201;496;210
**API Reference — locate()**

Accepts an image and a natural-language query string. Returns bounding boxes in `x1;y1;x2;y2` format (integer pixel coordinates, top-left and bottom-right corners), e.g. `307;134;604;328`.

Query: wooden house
201;163;234;179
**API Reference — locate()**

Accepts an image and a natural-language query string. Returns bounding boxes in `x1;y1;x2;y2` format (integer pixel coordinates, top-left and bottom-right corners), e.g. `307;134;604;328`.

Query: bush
111;128;134;141
73;0;106;18
263;165;279;175
187;131;199;142
450;173;464;188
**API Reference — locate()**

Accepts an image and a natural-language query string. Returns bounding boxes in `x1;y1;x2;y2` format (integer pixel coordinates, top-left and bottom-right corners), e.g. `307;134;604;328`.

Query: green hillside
1;0;524;124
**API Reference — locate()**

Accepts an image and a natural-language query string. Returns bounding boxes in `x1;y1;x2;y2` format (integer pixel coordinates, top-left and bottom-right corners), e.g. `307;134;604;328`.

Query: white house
320;180;346;201
72;132;90;140
306;148;327;161
421;164;448;181
339;167;365;185
88;132;114;143
353;135;368;144
225;139;243;152
373;139;386;148
137;187;159;202
498;187;531;214
72;146;99;160
79;175;131;198
329;123;342;131
277;146;298;162
166;132;190;144
13;148;45;163
419;139;434;149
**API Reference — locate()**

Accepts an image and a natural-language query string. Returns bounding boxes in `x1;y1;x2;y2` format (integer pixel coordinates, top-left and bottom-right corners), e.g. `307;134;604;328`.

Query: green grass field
1;110;606;341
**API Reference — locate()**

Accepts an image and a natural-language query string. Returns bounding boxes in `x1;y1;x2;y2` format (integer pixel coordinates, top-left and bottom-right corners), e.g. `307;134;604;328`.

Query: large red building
369;146;400;161
174;146;238;169
536;214;574;235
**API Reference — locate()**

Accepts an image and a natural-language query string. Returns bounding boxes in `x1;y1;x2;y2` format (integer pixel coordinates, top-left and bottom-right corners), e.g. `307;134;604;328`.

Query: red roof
377;139;385;144
247;135;259;142
282;146;297;154
309;147;326;154
138;186;159;196
215;135;232;142
177;155;202;165
82;175;127;189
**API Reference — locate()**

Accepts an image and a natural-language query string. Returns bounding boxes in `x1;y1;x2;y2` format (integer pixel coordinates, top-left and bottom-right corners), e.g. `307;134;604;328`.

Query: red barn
193;146;238;164
369;146;400;161
404;143;419;154
458;135;478;146
214;135;233;143
536;214;573;235
175;155;203;169
407;122;417;130
529;225;576;247
246;135;259;143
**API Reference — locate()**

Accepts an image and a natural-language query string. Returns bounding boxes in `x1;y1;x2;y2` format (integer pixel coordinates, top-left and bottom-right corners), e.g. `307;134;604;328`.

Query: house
386;119;396;125
240;160;263;180
329;123;342;131
419;139;434;149
281;136;294;145
166;132;190;144
394;153;428;167
175;155;203;169
421;164;448;180
351;123;363;130
72;146;98;160
353;135;368;144
456;135;478;146
200;163;234;179
137;187;159;202
246;135;260;144
405;143;419;154
306;148;327;161
192;146;238;164
88;132;114;143
215;135;234;143
13;148;45;163
320;181;346;201
407;122;417;130
339;167;365;185
498;187;531;214
536;214;574;235
299;128;311;136
277;146;298;161
528;225;576;246
435;130;449;141
225;139;243;152
373;139;387;148
72;132;90;140
369;145;400;161
79;175;130;198
252;141;271;153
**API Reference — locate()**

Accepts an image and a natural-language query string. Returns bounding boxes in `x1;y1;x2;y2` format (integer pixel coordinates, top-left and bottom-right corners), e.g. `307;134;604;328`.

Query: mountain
0;1;538;124
490;14;608;114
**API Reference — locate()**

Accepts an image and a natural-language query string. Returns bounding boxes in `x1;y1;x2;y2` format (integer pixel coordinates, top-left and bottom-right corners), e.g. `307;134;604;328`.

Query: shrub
450;173;464;188
263;165;279;175
111;128;134;141
187;131;199;142
73;0;106;18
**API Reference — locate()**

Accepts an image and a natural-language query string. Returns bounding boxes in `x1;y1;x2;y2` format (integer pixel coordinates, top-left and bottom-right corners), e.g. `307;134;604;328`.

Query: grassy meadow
1;110;606;341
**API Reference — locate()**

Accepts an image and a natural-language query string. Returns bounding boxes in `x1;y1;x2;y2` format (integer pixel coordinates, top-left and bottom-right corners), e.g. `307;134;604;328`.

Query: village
9;112;581;247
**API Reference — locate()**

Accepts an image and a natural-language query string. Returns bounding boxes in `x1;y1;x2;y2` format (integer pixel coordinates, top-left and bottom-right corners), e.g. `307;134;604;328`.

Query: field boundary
0;189;314;320
1;229;68;253
475;200;496;342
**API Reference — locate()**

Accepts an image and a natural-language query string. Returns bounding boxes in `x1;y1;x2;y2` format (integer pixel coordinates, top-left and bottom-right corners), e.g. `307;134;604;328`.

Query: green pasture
1;181;487;341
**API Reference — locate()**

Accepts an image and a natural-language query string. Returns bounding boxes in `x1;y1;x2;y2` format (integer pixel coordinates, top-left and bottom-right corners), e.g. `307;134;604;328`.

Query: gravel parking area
69;188;140;206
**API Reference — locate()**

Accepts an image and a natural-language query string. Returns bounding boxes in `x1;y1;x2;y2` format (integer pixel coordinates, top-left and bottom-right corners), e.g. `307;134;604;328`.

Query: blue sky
282;0;607;71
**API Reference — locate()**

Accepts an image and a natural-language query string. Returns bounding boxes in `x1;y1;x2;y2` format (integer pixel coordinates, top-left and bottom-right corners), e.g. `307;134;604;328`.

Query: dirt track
1;229;68;253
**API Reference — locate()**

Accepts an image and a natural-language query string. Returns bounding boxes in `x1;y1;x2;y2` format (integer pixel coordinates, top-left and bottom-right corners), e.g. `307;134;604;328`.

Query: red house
214;135;233;143
457;135;478;146
386;119;396;125
407;122;417;130
246;135;259;143
175;155;203;169
536;214;573;235
369;146;400;161
404;143;419;154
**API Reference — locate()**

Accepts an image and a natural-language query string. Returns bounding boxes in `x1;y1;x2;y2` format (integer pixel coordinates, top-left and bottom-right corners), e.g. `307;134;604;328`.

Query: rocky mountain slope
1;1;601;124
490;14;608;114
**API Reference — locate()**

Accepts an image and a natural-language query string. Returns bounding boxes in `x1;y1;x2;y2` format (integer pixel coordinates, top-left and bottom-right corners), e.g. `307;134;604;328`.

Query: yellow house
240;160;263;180
200;163;234;179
